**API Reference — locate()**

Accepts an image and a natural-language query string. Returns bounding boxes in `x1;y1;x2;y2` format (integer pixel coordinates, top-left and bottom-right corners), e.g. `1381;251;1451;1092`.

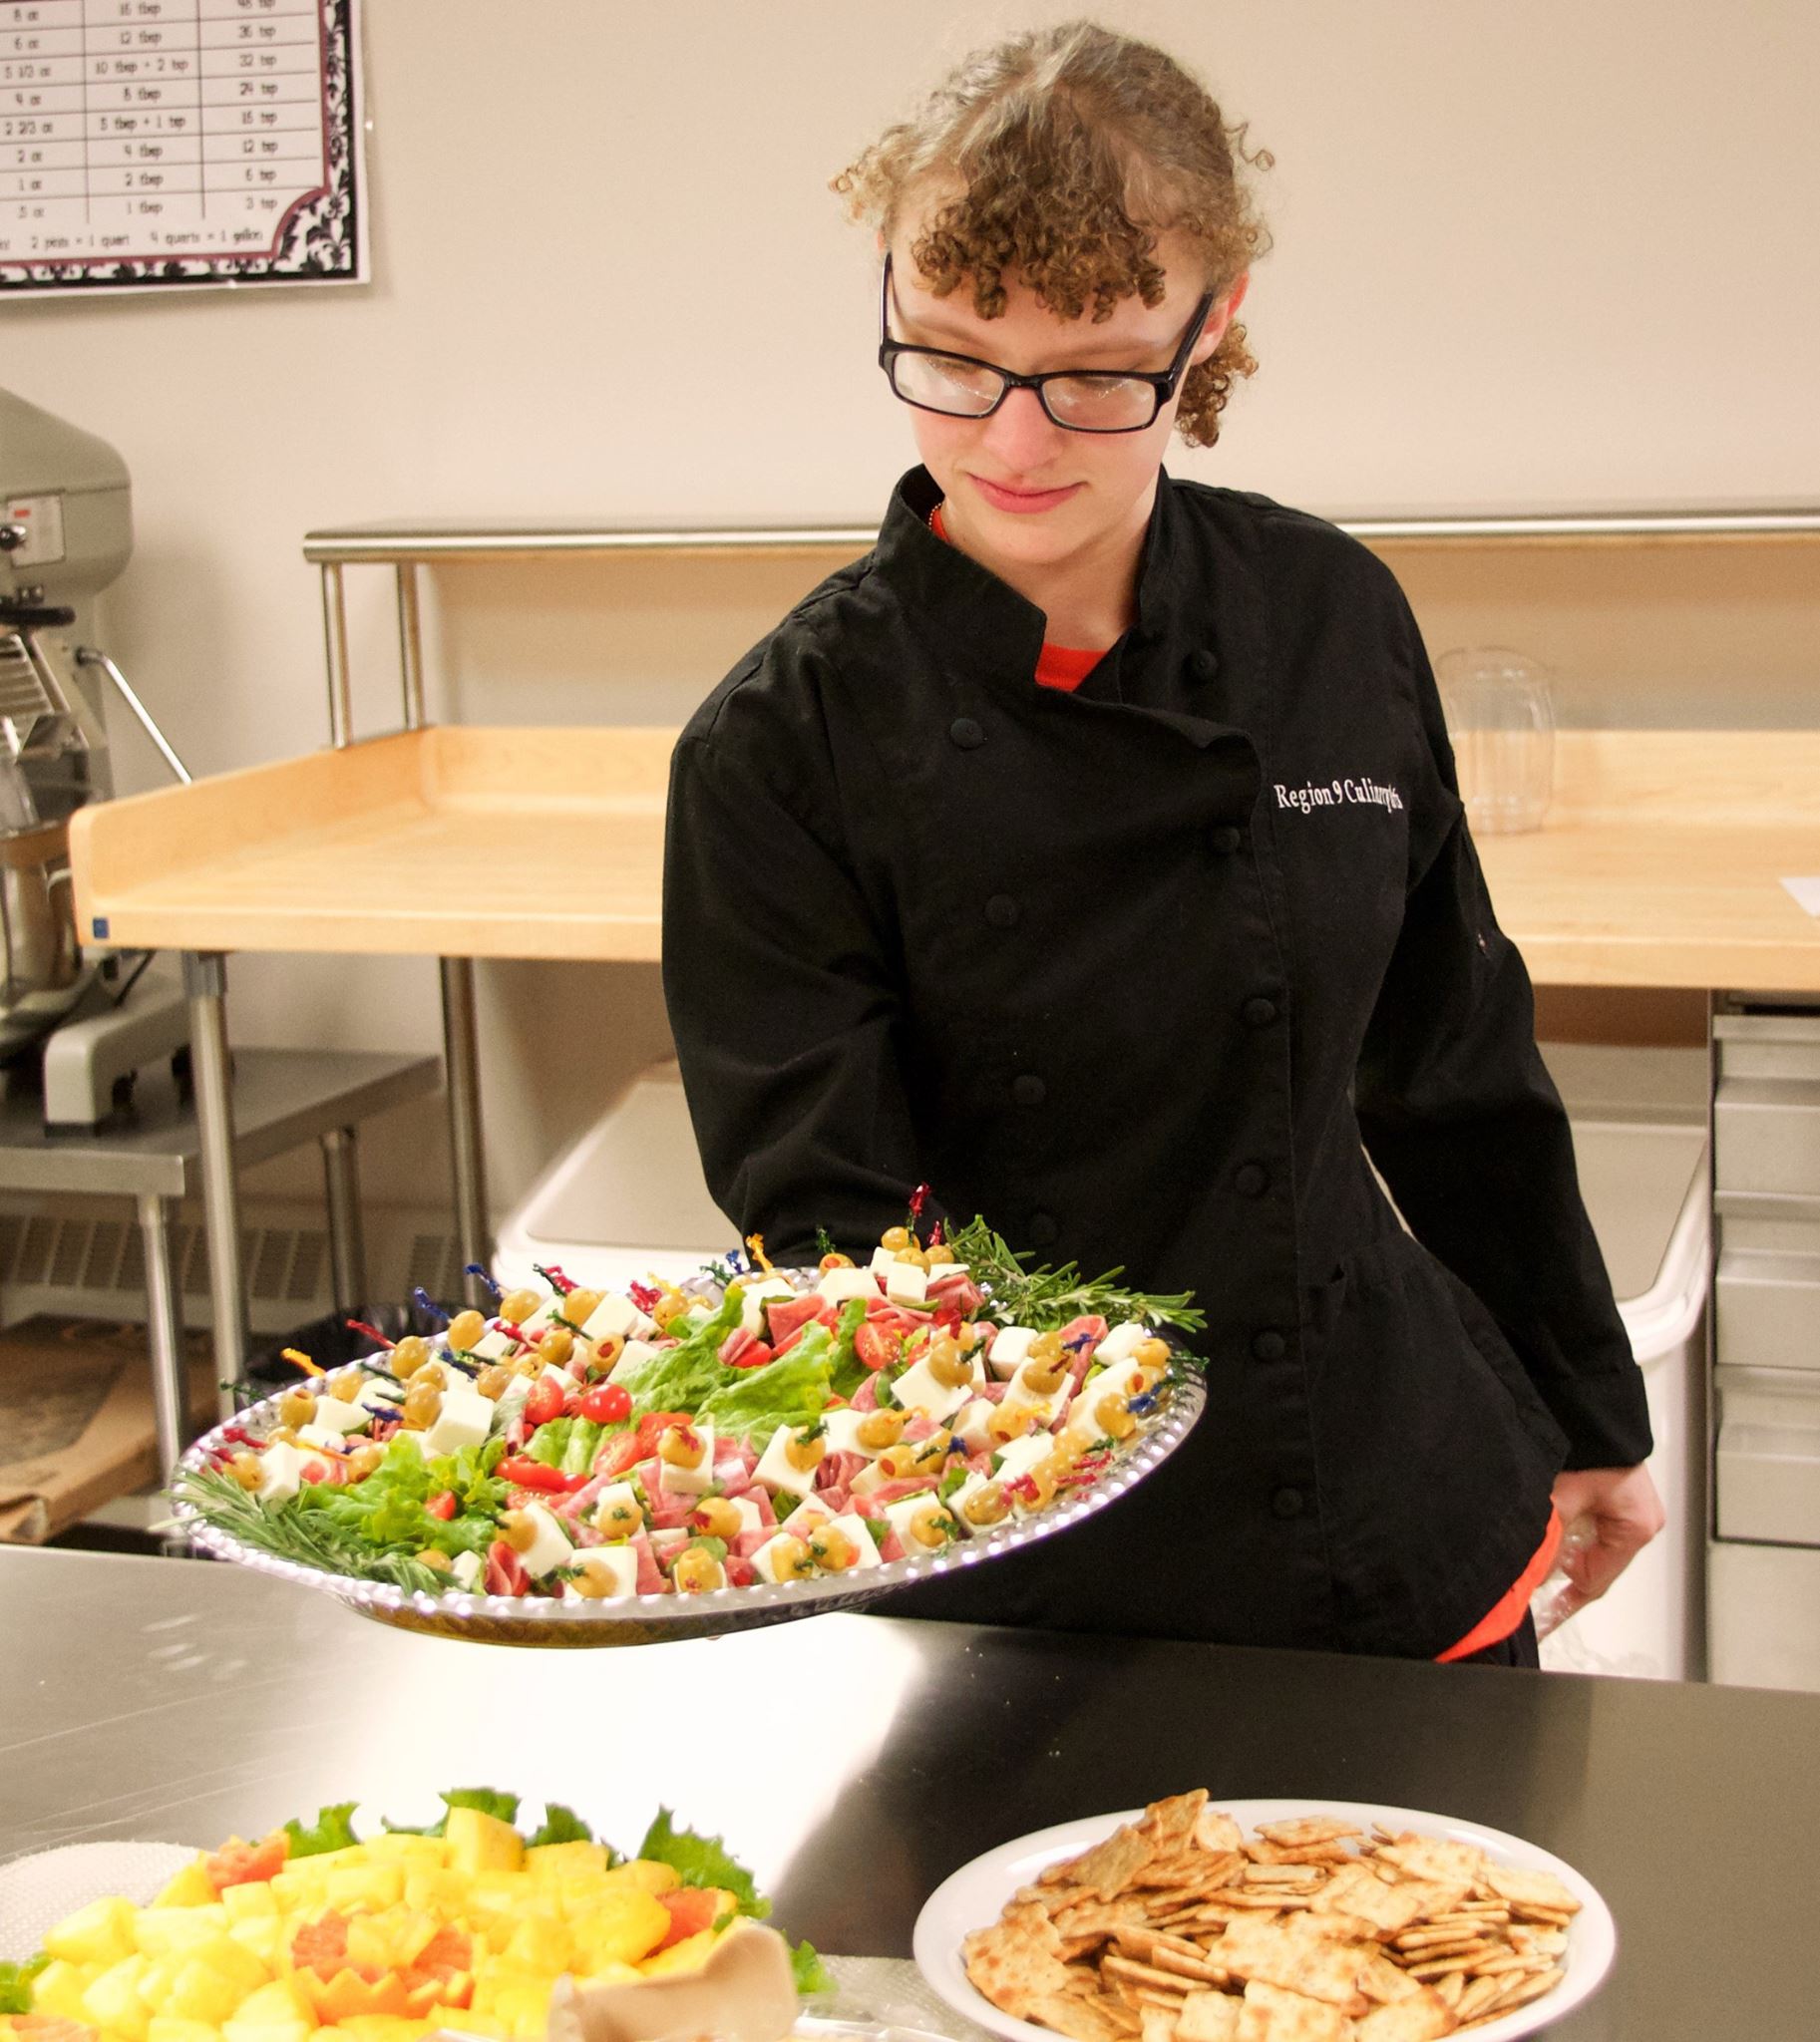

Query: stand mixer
0;388;192;1127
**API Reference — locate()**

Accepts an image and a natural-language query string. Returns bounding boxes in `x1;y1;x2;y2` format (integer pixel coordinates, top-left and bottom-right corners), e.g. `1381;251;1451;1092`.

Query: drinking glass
1436;648;1556;835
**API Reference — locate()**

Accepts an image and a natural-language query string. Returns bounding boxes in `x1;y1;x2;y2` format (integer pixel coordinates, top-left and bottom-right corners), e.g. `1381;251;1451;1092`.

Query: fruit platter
169;1213;1207;1646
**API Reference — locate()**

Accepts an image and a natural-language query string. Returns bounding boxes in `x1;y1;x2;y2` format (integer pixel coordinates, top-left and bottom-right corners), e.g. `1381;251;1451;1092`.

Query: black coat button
1243;995;1279;1029
1011;1074;1047;1107
1209;825;1243;856
1272;1486;1305;1520
1028;1210;1059;1247
1235;1163;1268;1197
1252;1328;1286;1362
1189;648;1220;680
984;894;1020;929
949;717;985;750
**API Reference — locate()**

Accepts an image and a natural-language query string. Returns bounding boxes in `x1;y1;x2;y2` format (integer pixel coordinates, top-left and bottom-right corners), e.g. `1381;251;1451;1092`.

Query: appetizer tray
169;1230;1206;1647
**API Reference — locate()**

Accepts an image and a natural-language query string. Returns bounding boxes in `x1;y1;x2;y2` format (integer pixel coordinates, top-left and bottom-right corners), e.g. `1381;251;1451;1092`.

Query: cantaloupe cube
151;1866;220;1911
443;1812;524;1877
84;1955;155;2041
49;1897;141;1969
32;1959;100;2023
525;1843;607;1883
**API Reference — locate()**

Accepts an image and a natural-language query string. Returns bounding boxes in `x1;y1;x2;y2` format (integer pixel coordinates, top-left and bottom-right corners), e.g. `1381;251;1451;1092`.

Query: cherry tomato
203;1832;290;1891
855;1323;902;1372
524;1377;566;1428
425;1491;457;1521
579;1383;632;1424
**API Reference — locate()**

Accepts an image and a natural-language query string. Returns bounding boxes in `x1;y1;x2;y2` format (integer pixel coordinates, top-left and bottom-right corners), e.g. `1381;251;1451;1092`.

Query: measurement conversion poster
0;0;363;292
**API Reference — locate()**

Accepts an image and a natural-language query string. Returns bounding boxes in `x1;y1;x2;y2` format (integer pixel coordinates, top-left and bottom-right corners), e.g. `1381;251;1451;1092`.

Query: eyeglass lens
889;351;1161;430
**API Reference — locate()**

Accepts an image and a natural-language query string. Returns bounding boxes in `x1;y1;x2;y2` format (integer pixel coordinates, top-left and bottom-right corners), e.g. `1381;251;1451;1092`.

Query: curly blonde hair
833;19;1271;448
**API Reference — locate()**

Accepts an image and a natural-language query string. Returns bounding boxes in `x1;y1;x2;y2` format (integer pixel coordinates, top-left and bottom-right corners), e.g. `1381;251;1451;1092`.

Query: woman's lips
969;475;1083;514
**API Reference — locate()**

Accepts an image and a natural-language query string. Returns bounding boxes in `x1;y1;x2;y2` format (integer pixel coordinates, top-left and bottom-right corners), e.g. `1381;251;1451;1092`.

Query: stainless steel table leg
137;1191;186;1489
320;1125;368;1311
439;955;490;1305
183;950;248;1420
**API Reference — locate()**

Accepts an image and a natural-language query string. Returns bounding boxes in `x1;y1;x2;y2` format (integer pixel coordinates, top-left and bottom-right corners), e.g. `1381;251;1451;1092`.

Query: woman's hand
1548;1464;1666;1621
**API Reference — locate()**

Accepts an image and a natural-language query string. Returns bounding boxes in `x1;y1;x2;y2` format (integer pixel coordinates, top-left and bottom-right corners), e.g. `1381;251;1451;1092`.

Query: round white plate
0;1842;194;1960
911;1799;1616;2042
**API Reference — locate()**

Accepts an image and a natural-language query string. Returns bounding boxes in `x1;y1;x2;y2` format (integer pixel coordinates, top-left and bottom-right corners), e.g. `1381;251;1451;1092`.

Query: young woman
661;21;1662;1663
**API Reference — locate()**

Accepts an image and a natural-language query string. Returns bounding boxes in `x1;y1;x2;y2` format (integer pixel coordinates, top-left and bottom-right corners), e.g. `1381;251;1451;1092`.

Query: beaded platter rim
169;1363;1205;1648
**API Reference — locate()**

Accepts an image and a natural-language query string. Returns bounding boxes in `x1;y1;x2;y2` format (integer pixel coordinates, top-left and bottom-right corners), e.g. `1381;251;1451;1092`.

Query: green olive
497;1287;541;1326
228;1452;263;1492
672;1548;727;1594
855;1410;904;1453
446;1309;486;1351
562;1288;604;1327
881;1225;911;1251
539;1326;575;1369
768;1535;815;1580
389;1335;432;1376
809;1526;860;1572
401;1382;443;1430
276;1389;316;1429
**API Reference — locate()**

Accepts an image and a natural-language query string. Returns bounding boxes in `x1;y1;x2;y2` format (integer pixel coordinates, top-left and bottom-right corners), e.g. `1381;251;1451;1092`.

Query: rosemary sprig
945;1216;1207;1339
174;1466;452;1595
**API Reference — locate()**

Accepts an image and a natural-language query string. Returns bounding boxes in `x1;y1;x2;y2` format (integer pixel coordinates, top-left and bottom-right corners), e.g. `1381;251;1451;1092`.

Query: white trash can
1539;1046;1710;1681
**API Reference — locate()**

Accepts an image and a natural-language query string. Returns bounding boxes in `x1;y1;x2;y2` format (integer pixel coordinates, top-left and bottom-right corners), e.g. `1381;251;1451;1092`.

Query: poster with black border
0;0;365;294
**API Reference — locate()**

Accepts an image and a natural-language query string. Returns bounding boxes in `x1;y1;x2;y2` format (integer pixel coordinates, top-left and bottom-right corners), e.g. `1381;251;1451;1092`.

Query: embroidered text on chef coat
1274;777;1406;815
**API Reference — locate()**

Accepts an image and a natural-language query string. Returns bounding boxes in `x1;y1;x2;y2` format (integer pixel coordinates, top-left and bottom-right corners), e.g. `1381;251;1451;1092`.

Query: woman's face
884;219;1244;584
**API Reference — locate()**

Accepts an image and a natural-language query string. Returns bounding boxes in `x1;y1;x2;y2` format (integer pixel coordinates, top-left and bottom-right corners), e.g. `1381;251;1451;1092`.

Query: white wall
3;0;1816;1220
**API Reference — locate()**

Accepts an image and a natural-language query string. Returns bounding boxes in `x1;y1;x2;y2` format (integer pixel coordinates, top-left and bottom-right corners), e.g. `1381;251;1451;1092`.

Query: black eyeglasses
878;250;1216;434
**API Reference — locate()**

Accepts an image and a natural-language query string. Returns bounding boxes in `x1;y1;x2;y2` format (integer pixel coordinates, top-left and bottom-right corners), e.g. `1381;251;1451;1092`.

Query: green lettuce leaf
382;1786;521;1838
527;1416;580;1470
825;1298;869;1400
698;1341;835;1452
0;1955;47;2016
615;1289;748;1416
635;1808;768;1918
791;1941;833;1995
298;1435;502;1559
528;1801;594;1848
284;1801;359;1857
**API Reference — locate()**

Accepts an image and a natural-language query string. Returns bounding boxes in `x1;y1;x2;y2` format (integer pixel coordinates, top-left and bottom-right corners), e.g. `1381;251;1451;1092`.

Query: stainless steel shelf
303;505;1820;566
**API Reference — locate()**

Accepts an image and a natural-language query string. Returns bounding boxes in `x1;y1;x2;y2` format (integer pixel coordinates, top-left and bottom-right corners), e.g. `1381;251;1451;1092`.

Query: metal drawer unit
1710;1008;1820;1690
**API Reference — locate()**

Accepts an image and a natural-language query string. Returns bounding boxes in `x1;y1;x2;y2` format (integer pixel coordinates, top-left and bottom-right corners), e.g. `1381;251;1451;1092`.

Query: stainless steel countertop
3;1548;1814;2039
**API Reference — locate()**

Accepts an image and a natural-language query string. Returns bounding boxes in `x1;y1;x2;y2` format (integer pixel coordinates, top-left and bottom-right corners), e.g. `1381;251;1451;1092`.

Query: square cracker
1026;1990;1127;2042
1482;1865;1581;1914
1210;1919;1366;2015
964;1903;1074;2016
1074;1823;1160;1901
1196;1809;1247;1854
1234;1980;1351;2042
1144;1790;1212;1851
1175;1992;1242;2042
1353;1986;1459;2041
1255;1817;1362;1851
1372;1838;1486;1888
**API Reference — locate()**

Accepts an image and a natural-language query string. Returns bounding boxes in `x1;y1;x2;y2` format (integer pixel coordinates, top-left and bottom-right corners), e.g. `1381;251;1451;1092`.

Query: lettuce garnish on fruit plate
0;1790;829;2042
174;1205;1203;1604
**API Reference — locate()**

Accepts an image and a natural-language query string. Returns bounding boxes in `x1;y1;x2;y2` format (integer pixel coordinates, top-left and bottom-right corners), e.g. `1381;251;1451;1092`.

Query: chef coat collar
879;466;1190;693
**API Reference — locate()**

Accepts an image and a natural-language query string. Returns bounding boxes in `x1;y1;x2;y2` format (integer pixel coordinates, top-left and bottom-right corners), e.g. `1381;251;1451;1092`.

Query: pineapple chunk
152;1866;220;1911
322;1869;403;1915
48;1897;141;1969
335;2021;432;2042
638;1928;720;1978
220;1887;279;1926
84;1955;155;2042
443;1811;524;1877
135;1916;228;1961
564;1888;669;1970
148;2022;223;2042
229;1985;312;2029
499;1919;569;1975
225;1921;289;1972
163;1939;269;2027
32;1960;103;2023
525;1842;608;1883
600;1861;679;1898
357;1837;448;1869
399;1870;468;1921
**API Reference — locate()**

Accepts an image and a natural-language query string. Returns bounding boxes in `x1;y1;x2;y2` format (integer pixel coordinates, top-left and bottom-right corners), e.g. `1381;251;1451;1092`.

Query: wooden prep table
65;511;1820;1415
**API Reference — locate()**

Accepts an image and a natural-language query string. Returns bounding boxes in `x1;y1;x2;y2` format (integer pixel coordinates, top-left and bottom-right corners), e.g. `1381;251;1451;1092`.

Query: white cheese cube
890;1357;969;1423
946;1471;1005;1536
591;1481;646;1534
883;1489;957;1553
492;1376;530;1428
754;1424;823;1499
470;1325;518;1361
1087;1357;1154;1409
539;1360;575;1394
1003;1360;1069;1429
992;1432;1056;1487
254;1442;311;1505
423;1384;497;1458
355;1375;403;1414
987;1325;1038;1380
295;1423;351;1454
883;1260;929;1307
308;1394;369;1435
752;1530;819;1583
570;1543;639;1598
779;1495;835;1535
450;1548;484;1592
582;1292;657;1343
1096;1322;1152;1365
606;1336;661;1384
654;1420;715;1497
740;1276;798;1337
811;1511;884;1571
925;1260;969;1279
817;1265;879;1304
517;1502;574;1580
869;1245;903;1277
824;1406;896;1459
952;1397;1000;1456
518;1296;567;1340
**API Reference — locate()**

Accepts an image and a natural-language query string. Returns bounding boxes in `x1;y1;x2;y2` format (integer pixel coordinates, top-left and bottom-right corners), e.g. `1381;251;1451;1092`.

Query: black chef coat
661;465;1652;1660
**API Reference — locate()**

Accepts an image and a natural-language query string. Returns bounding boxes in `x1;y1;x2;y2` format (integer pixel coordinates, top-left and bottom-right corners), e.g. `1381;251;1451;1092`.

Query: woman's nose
977;385;1067;471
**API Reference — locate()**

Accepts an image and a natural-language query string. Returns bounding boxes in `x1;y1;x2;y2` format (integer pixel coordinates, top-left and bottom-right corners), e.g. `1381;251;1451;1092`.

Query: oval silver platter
170;1371;1205;1648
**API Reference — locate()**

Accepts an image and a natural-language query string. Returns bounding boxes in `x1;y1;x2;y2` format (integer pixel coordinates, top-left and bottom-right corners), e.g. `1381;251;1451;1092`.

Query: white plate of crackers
912;1792;1615;2042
